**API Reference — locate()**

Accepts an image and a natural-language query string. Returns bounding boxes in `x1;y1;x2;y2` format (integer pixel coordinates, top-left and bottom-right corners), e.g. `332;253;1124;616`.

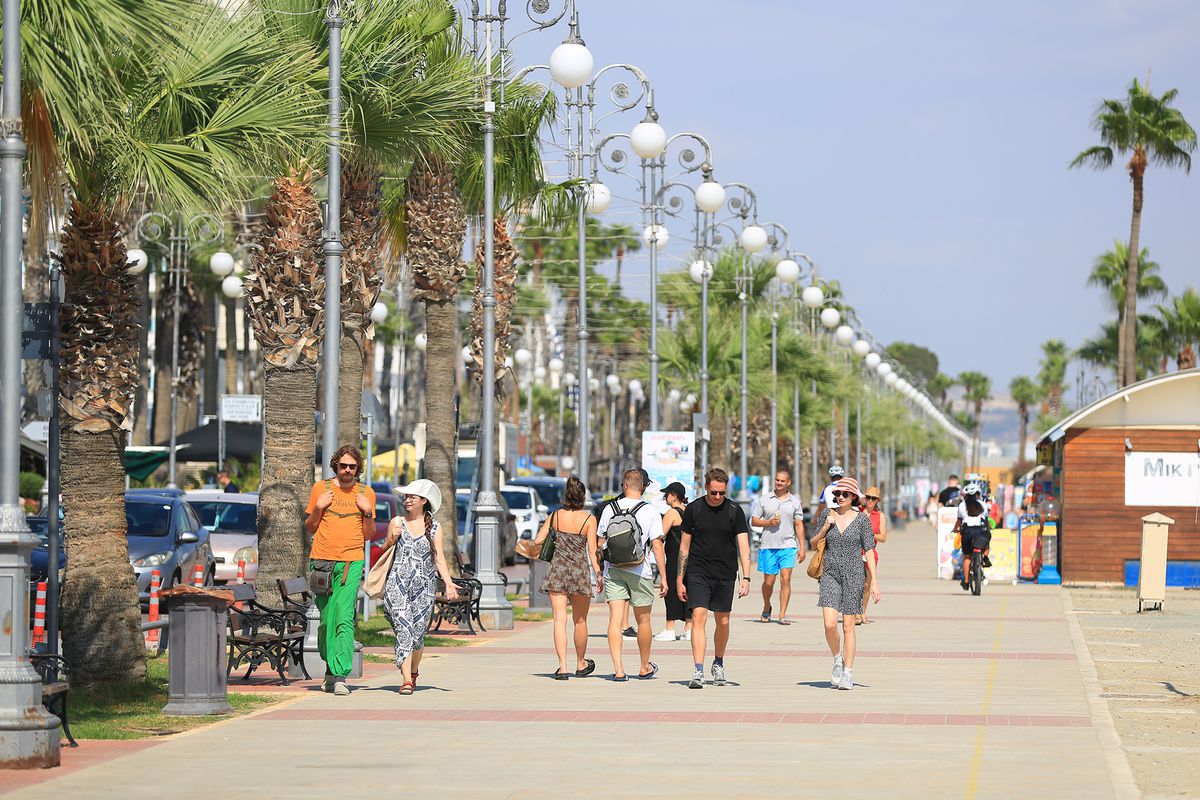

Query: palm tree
1071;79;1197;387
1009;376;1040;467
1158;288;1200;370
1086;240;1168;355
1037;340;1070;418
1077;315;1168;381
41;2;321;681
927;372;955;409
957;371;991;470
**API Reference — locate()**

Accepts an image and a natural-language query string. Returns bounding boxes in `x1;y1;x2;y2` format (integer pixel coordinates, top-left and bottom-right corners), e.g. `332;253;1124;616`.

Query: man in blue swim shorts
749;468;806;625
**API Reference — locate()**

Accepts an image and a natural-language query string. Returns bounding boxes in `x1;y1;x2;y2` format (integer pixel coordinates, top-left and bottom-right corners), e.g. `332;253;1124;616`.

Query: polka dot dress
812;509;877;614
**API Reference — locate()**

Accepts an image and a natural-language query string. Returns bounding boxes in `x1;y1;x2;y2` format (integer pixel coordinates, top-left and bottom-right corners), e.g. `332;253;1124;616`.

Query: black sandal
575;658;596;677
760;606;772;623
553;669;569;680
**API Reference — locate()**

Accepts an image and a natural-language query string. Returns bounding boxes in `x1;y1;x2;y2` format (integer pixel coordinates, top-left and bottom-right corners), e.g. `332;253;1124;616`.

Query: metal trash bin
1138;513;1173;612
159;585;235;715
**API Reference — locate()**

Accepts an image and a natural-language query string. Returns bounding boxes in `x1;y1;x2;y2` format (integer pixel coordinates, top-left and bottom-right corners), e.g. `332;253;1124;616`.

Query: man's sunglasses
337;462;359;471
708;490;727;497
832;490;856;500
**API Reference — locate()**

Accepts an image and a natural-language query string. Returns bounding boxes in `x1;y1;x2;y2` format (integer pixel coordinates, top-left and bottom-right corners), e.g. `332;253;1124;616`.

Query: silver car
501;484;547;558
184;490;259;584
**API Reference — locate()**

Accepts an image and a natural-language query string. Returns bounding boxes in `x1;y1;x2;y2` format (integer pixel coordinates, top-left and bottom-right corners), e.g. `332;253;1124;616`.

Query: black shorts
962;527;991;555
686;573;735;613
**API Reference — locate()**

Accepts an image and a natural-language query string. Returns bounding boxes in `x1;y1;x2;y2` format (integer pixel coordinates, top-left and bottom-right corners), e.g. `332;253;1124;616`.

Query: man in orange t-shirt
305;445;375;694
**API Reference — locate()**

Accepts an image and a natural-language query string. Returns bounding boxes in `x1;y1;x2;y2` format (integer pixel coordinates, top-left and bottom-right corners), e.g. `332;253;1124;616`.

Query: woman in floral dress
381;479;457;695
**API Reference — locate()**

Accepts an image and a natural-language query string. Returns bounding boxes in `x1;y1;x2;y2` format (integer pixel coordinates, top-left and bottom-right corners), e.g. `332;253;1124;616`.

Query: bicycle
968;545;984;595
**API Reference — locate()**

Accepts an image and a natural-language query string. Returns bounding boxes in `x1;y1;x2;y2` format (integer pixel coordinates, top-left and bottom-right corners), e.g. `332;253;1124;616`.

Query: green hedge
19;471;44;500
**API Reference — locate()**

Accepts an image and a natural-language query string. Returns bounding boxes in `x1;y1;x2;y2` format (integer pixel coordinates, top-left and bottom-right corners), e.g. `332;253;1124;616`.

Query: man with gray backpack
598;469;667;681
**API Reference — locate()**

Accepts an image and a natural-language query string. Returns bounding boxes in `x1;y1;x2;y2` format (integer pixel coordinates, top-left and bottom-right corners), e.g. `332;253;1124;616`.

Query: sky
495;0;1200;414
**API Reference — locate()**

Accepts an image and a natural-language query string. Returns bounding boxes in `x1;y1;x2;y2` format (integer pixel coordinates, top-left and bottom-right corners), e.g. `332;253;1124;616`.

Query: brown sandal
398;681;415;695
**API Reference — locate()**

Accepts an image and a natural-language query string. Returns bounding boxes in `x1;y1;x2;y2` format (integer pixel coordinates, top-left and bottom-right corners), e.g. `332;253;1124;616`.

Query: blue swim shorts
757;547;797;575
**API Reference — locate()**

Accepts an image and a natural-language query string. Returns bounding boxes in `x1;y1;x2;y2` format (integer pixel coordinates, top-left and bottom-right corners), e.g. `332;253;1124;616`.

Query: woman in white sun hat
380;479;458;695
809;477;880;691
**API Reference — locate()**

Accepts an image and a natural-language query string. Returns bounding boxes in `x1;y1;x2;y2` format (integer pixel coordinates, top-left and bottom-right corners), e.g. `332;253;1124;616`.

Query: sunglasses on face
708;490;727;497
865;495;879;501
832;491;855;500
337;462;358;471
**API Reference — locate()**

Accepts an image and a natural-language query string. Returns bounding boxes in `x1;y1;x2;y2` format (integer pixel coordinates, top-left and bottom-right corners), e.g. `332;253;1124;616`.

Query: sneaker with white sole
711;663;727;686
838;669;854;691
653;630;679;642
831;655;844;688
333;678;350;696
688;669;704;689
681;630;692;641
322;674;336;693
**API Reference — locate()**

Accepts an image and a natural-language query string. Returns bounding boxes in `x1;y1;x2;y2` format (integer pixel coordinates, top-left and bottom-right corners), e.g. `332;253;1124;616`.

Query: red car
367;493;402;566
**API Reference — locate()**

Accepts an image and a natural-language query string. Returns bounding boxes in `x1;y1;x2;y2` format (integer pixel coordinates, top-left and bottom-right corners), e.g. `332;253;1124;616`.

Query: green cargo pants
312;559;363;678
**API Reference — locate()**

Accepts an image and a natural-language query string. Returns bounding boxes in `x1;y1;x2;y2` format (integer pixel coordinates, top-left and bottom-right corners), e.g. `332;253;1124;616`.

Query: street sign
220;394;262;423
21;302;51;360
22;421;49;443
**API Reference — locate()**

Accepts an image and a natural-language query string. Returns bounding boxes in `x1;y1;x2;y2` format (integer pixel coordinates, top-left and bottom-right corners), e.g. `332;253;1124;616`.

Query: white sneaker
653;630;679;642
681;630;692;641
711;663;727;686
831;655;844;688
838;669;854;691
688;669;704;689
333;679;350;696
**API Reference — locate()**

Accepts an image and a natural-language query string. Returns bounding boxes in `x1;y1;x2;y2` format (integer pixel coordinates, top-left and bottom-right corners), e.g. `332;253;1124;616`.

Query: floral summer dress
540;512;593;596
382;519;438;665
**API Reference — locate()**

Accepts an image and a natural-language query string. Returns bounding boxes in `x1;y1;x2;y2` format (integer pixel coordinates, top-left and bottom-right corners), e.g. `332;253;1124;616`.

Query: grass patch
423;635;468;648
362;653;393;664
514;607;551;622
356;613;471;649
69;655;280;740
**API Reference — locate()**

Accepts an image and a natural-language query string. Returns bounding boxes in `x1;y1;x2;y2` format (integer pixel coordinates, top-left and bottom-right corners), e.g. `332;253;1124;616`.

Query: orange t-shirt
306;480;376;562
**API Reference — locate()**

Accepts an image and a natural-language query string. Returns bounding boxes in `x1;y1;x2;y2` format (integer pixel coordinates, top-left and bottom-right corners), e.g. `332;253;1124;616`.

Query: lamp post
1;0;61;765
321;0;345;480
134;211;224;488
773;257;801;479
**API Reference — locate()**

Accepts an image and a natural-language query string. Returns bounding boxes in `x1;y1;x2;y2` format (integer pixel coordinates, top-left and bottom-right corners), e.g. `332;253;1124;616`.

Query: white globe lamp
667;388;681;403
642;224;669;250
688;260;712;284
876;361;892;377
605;373;620;390
694;180;726;214
220;275;243;300
514;347;532;367
534;365;547;382
414;332;427;352
563;371;576;387
370;302;388;324
739;225;768;253
864;352;881;369
852;339;871;357
126;248;149;276
630;120;667;159
819;307;841;329
585;182;611;214
834;325;855;346
549;41;593;89
461;345;472;364
775;259;801;284
628;379;642;394
209;250;235;278
884;372;899;387
801;285;824;308
560;455;575;471
548;357;564;374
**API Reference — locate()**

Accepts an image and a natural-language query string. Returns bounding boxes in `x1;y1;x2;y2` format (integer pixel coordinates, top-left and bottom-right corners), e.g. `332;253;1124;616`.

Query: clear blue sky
502;0;1200;396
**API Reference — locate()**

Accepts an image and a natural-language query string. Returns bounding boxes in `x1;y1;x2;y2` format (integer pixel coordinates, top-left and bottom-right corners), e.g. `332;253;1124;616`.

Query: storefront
1036;369;1200;585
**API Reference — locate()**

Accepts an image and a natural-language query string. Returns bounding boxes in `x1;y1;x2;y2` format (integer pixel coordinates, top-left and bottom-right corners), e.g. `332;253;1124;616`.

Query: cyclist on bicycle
953;482;991;591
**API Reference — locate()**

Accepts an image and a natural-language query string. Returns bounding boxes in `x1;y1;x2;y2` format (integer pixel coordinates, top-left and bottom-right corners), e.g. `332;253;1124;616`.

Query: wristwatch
740;576;750;582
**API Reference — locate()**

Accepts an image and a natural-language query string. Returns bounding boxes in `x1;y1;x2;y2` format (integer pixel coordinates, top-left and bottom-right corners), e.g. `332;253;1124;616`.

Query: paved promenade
5;520;1133;799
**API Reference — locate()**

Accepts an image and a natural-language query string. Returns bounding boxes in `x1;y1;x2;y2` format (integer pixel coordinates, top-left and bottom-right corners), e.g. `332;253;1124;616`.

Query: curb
1061;588;1141;799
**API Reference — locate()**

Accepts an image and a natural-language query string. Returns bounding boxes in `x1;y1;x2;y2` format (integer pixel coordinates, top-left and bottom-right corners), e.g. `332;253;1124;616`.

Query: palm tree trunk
1180;344;1197;371
60;427;146;681
132;274;152;444
256;365;318;587
224;299;238;394
1121;157;1146;387
1017;409;1028;465
422;298;460;567
152;301;172;442
337;326;366;447
203;292;219;416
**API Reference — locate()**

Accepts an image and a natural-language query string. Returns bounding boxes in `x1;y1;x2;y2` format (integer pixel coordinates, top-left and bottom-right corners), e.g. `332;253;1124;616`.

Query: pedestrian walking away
677;467;752;689
379;479;458;695
536;476;603;680
304;445;377;696
748;468;806;625
598;469;667;680
819;464;845;510
217;469;240;493
859;486;888;624
656;482;693;642
810;477;881;690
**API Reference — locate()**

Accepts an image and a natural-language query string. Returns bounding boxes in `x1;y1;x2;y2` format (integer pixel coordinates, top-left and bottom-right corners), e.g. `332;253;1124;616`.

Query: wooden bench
226;583;309;685
29;652;77;747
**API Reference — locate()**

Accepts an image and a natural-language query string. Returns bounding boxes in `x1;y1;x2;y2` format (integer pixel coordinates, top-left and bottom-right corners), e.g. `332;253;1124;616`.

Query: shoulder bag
538;511;558;563
364;534;397;599
807;536;825;580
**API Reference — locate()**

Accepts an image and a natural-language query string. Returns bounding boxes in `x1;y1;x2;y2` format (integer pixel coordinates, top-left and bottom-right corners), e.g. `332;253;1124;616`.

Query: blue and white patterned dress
382;519;438;665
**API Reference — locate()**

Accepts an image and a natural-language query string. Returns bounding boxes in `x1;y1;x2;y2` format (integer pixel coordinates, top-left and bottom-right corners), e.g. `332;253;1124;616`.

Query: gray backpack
605;501;649;568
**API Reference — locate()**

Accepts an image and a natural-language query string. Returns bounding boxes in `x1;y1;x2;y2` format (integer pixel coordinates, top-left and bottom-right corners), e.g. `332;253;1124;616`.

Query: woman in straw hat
809;477;880;691
858;486;888;624
380;479;458;695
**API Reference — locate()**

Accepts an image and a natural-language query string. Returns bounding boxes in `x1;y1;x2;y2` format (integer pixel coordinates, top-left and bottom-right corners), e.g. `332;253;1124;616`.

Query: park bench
428;570;488;635
226;583;309;685
29;652;77;748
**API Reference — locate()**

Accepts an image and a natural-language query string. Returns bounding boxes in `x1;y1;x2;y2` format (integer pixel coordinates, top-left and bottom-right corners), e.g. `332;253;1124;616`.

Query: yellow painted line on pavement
965;593;1009;800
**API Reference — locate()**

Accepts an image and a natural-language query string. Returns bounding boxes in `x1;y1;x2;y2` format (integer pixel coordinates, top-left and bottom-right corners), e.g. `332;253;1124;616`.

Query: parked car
185;490;259;584
508;476;567;516
367;493;402;565
455;490;519;567
27;516;65;585
125;489;214;606
501;485;546;559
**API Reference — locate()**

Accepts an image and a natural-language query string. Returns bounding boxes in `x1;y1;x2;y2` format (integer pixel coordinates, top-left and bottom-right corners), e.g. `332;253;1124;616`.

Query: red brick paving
0;740;162;796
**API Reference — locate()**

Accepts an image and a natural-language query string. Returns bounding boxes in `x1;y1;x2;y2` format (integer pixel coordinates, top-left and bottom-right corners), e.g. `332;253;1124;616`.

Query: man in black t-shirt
678;467;751;689
937;475;961;508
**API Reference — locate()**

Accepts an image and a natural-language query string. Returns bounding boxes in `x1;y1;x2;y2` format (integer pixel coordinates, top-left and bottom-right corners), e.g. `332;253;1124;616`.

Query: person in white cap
379;479;458;695
819;465;846;511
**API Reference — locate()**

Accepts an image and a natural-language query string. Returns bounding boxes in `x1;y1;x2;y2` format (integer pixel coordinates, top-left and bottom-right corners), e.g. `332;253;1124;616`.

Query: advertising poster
935;506;959;579
988;529;1018;584
1125;451;1200;506
641;431;695;497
